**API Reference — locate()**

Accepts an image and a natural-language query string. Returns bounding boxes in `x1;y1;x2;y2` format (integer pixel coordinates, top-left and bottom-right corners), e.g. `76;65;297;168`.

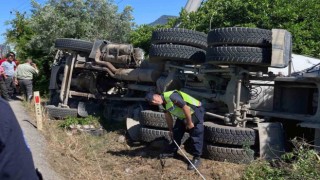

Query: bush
243;140;320;179
59;115;100;129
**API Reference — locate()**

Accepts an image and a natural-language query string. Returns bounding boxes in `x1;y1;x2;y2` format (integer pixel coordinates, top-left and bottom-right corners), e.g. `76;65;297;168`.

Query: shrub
59;115;100;129
243;140;320;179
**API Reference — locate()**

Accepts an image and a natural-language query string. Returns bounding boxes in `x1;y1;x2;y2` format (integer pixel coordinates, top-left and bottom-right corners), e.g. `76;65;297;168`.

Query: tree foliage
129;18;176;55
6;0;134;93
5;12;34;58
28;0;133;51
177;0;320;58
129;25;169;55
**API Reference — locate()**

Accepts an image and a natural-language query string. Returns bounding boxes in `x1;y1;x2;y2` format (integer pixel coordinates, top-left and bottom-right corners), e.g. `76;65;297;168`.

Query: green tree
28;0;134;54
6;0;134;94
5;12;34;59
129;25;164;55
129;18;176;55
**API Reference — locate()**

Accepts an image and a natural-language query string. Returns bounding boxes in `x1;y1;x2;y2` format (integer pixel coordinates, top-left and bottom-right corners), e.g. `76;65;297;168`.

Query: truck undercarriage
46;27;320;163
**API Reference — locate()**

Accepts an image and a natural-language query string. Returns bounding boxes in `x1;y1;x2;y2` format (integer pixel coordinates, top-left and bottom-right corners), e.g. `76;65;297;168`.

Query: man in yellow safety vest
145;90;205;170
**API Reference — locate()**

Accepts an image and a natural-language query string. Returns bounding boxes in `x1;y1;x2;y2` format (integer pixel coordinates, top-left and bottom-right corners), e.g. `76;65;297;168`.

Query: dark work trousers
4;76;14;96
0;77;11;100
18;79;33;102
169;106;205;157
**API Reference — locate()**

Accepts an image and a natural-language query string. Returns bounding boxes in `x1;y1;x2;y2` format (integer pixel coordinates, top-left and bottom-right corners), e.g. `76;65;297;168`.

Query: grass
22;99;246;180
59;115;100;129
43;121;127;179
21;99;320;179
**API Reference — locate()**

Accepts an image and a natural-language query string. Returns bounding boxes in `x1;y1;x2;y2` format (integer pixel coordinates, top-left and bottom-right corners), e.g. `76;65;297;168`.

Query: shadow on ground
107;137;190;166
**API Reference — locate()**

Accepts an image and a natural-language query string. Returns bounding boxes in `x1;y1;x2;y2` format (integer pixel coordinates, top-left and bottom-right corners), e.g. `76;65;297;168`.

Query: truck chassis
47;27;320;163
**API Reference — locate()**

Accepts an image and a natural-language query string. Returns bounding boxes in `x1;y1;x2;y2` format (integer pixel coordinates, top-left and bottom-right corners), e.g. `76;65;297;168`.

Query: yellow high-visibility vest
162;90;201;119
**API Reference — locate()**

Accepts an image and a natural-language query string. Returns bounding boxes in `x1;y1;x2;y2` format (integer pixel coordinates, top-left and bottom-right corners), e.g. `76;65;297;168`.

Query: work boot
187;157;201;170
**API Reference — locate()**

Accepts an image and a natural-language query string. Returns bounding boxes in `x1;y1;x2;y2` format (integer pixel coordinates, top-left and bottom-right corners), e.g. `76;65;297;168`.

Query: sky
0;0;187;44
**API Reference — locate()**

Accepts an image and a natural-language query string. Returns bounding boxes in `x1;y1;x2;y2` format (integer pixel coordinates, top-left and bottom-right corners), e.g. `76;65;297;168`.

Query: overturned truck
47;27;320;163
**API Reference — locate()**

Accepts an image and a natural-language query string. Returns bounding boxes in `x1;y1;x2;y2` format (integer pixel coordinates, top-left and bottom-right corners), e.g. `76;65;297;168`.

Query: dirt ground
43;120;246;180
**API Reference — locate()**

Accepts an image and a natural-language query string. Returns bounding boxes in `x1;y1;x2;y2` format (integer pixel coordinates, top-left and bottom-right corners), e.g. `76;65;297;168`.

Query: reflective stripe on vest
162;90;201;119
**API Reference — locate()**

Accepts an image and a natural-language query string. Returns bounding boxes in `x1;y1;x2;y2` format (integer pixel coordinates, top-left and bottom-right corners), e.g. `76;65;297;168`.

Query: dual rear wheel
139;110;258;163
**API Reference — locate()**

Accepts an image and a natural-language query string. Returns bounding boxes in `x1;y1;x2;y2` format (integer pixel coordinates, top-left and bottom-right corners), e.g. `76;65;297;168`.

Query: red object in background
0;58;6;65
35;96;40;104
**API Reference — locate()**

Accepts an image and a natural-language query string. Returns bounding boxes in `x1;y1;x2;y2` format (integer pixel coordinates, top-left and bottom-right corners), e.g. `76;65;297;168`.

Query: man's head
26;59;33;64
6;52;15;62
145;92;163;105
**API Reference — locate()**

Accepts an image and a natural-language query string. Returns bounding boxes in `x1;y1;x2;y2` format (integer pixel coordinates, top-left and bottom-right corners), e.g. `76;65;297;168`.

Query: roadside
43;119;246;180
9;99;62;180
41;115;246;179
9;97;245;179
7;97;320;180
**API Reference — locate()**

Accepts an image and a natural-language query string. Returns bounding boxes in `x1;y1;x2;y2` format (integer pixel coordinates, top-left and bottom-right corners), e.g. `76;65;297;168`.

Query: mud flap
126;118;141;141
258;122;285;160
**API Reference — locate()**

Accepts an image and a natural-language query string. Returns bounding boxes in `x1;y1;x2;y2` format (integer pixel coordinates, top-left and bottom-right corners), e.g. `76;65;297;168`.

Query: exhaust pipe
94;45;160;82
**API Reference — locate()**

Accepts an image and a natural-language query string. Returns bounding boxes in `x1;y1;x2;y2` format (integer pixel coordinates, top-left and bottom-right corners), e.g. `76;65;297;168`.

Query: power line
15;0;30;12
117;0;125;4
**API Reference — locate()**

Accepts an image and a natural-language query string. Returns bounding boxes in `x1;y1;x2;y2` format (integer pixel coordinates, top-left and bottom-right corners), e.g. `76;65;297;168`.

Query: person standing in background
0;65;11;101
1;53;16;98
10;52;20;95
0;52;19;67
14;59;39;102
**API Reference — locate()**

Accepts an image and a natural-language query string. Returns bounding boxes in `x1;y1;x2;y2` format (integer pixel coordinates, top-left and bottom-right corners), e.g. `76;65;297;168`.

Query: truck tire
205;145;254;164
140;110;176;129
140;127;189;143
208;27;272;47
151;28;207;49
55;38;93;53
204;121;258;146
46;105;78;119
206;46;271;65
149;44;205;64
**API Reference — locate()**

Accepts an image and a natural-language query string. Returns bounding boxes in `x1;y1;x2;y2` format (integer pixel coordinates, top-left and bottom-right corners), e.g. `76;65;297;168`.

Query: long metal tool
172;139;206;180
